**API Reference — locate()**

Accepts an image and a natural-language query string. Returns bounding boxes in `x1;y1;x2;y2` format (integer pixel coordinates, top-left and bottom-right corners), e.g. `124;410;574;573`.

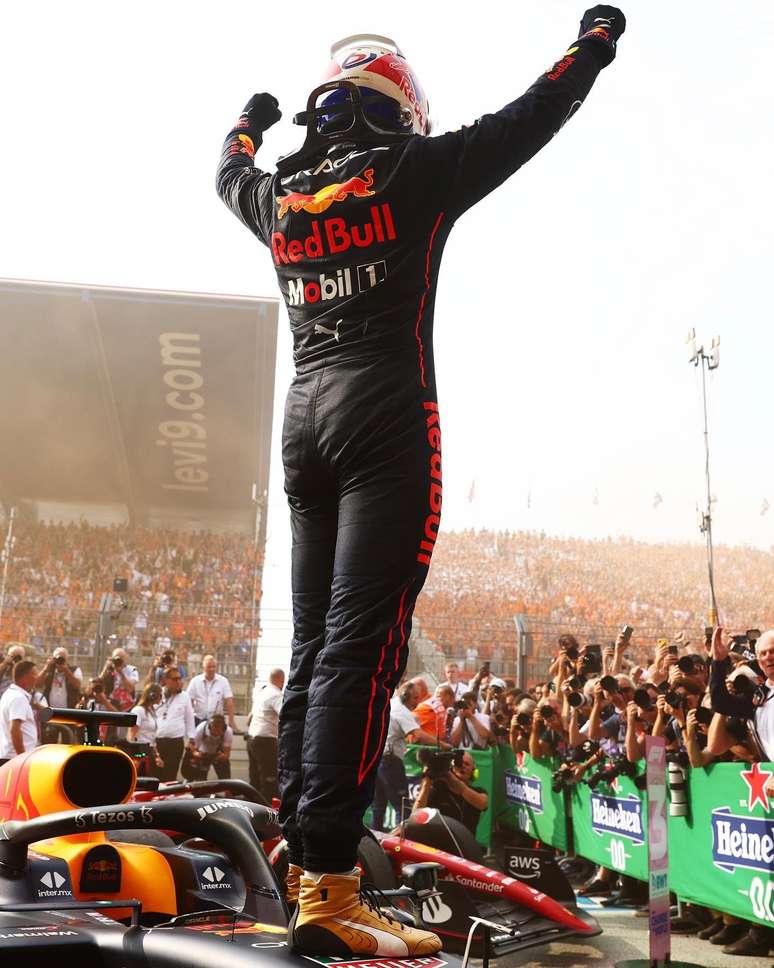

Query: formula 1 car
0;708;464;968
264;808;600;958
369;809;600;957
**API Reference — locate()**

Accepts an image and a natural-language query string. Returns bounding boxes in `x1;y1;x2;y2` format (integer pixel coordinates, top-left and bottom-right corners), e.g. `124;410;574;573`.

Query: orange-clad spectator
412;684;455;744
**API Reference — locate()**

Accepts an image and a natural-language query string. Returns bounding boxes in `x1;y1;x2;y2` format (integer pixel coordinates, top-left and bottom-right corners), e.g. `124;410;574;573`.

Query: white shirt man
451;692;492;750
439;662;469;701
155;667;195;782
246;669;284;801
187;655;235;729
248;677;284;740
0;661;39;760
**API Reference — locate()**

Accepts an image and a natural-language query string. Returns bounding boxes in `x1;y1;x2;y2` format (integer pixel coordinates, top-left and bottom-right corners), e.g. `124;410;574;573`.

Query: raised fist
239;93;282;133
579;6;626;42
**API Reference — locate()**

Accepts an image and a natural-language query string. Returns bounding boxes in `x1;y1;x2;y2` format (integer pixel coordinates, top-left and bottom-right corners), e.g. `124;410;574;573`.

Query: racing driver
216;7;626;956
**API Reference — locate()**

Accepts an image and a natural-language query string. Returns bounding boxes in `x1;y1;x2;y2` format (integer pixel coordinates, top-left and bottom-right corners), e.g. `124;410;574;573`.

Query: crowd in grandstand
0;520;260;654
415;529;774;665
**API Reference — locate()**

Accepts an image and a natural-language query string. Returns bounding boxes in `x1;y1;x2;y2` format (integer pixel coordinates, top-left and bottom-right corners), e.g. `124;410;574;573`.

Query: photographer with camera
413;749;489;835
182;712;233;781
509;698;537;754
529;698;569;759
623;683;658;762
450;690;493;749
0;646;26;699
35;647;82;710
708;627;774;761
101;647;139;713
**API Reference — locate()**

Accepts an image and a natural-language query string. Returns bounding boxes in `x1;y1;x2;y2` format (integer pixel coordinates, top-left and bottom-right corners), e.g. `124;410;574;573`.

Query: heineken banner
670;762;774;928
503;753;568;852
504;754;774;928
571;772;649;882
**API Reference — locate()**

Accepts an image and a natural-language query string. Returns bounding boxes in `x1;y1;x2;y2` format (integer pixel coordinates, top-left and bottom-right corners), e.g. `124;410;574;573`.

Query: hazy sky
2;0;773;556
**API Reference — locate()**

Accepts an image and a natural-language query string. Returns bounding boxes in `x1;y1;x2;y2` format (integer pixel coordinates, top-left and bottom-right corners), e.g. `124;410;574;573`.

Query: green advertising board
502;753;568;852
670;761;774;929
570;771;649;881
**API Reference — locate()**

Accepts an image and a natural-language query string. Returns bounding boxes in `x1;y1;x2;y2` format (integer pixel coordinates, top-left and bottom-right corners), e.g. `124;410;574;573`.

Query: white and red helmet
319;35;431;136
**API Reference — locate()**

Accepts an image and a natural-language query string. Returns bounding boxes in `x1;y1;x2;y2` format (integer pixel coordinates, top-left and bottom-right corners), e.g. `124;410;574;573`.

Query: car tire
357;832;397;889
402;815;486;864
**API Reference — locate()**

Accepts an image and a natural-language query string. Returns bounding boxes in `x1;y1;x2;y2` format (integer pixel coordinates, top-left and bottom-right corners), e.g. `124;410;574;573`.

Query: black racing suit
217;34;615;872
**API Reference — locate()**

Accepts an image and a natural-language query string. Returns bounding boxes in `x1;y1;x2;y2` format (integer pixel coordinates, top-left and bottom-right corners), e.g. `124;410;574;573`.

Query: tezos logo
505;771;544;814
74;806;152;829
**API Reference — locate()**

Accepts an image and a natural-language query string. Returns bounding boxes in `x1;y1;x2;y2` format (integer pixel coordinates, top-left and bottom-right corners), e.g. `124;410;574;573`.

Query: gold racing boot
289;870;442;956
285;862;303;910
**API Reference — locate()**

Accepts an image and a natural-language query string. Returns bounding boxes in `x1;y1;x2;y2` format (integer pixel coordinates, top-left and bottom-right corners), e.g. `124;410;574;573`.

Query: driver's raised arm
431;7;625;218
216;94;281;245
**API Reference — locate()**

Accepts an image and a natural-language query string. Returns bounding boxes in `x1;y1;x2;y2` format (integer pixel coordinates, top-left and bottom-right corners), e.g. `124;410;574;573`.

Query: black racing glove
238;93;282;135
578;6;626;66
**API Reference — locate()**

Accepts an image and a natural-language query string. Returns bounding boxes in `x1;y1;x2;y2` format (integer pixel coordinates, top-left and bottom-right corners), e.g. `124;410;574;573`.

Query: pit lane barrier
505;751;774;930
370;746;774;930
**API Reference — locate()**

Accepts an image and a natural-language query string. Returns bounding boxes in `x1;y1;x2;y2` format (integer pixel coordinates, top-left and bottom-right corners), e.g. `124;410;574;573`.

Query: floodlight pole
688;330;720;625
249;486;267;679
0;507;17;633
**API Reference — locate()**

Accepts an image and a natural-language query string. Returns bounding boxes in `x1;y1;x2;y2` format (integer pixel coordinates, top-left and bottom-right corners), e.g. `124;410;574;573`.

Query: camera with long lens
580;645;603;676
586;754;641;790
550;741;600;793
417;747;456;779
666;749;690;817
633;687;654;711
664;689;686;710
694;706;714;727
677;654;705;675
567;690;585;708
515;712;533;728
453;699;467;711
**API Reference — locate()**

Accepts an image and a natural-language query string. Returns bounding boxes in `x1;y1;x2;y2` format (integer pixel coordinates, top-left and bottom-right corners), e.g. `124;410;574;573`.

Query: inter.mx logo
39;870;70;897
201;865;231;890
288;261;387;307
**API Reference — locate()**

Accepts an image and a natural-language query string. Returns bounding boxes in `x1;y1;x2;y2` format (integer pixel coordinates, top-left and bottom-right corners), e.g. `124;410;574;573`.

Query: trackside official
155;667;195;781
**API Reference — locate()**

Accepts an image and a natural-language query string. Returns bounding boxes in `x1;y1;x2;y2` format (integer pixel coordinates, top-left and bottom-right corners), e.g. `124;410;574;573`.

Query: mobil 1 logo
357;260;387;292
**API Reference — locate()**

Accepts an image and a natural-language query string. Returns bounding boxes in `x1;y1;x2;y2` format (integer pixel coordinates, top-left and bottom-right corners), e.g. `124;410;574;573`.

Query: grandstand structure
0;279;278;708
